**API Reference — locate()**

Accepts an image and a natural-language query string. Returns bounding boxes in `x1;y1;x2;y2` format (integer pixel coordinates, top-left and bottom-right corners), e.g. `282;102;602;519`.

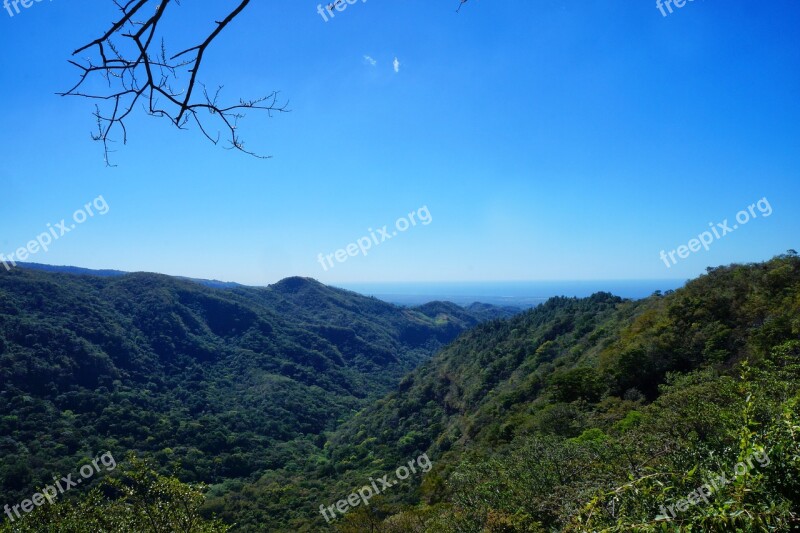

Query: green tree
0;456;229;533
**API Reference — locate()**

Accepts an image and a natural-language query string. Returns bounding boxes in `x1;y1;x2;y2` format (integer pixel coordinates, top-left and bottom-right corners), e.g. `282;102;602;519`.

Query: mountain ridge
0;265;518;517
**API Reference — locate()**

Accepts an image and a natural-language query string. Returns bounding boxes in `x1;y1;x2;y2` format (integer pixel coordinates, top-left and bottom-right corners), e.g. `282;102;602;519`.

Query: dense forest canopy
0;267;513;530
1;255;798;531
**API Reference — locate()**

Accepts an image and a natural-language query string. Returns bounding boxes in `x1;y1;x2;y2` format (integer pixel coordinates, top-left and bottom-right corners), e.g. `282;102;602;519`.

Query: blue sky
0;0;798;285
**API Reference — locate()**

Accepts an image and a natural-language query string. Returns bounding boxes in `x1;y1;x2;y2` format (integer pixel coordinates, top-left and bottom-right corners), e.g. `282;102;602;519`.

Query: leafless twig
60;0;288;166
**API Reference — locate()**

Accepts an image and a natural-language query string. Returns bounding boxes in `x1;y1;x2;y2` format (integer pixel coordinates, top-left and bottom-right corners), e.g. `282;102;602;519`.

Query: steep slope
0;267;515;511
305;254;800;531
324;292;635;477
4;257;799;532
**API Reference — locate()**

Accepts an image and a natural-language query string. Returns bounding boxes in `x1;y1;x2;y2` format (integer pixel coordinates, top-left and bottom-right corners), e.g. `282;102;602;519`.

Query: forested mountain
313;253;800;531
0;267;515;525
161;254;798;531
3;256;799;532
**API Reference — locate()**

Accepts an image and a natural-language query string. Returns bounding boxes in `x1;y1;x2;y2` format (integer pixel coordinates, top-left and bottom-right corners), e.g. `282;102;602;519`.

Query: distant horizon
14;262;688;308
334;279;688;307
14;261;690;286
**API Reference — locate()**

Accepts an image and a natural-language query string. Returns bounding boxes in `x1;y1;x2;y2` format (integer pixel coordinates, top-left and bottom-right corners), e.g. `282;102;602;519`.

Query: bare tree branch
61;0;288;166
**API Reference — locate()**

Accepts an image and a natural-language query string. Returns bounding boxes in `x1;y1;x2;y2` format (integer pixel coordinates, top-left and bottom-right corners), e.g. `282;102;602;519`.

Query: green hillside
2;256;799;532
0;267;513;528
315;254;800;531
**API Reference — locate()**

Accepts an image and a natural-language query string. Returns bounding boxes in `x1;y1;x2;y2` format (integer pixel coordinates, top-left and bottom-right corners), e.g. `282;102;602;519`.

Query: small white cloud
393;57;400;73
363;55;376;66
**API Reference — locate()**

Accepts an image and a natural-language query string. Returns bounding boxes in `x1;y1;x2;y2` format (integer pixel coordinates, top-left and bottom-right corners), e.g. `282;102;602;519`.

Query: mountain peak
270;276;323;293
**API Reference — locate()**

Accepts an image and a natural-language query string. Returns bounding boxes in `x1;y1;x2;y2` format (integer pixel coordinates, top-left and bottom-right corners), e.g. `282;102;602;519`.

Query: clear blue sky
1;0;798;285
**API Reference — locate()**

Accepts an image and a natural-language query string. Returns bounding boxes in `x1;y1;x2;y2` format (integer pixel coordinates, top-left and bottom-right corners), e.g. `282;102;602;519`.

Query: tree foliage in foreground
0;456;229;532
3;255;800;531
319;255;800;532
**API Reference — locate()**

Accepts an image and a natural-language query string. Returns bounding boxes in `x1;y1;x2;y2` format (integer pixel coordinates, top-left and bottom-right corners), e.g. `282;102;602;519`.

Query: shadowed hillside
0;267;516;519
